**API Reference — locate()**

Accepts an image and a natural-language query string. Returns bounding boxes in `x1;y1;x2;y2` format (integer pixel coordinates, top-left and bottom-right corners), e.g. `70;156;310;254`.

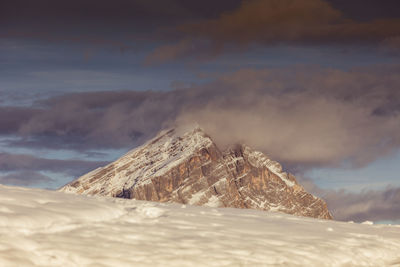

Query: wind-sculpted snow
1;185;400;266
60;127;332;219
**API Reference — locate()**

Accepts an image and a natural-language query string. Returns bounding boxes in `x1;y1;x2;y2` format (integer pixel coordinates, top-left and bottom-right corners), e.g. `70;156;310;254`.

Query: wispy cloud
0;152;108;187
0;171;54;186
0;152;108;177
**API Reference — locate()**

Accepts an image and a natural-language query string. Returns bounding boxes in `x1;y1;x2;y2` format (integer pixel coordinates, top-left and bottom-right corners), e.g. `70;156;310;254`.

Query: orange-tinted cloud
147;0;400;63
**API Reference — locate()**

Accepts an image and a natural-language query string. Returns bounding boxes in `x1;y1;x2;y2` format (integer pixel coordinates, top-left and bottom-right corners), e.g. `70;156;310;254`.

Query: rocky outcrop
60;127;332;219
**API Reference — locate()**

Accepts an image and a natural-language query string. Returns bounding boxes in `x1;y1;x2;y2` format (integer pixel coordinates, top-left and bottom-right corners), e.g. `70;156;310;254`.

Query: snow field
1;185;400;267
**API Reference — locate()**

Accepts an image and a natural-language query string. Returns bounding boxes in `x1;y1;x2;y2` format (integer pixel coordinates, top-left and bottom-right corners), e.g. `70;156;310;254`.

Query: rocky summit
60;127;332;219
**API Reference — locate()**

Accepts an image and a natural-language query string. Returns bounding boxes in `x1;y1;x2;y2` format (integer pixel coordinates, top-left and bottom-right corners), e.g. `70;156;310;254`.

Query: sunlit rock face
60;127;332;220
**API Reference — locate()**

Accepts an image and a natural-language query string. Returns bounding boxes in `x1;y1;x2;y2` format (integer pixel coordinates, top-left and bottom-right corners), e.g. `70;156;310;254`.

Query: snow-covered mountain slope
60;127;332;219
1;185;400;267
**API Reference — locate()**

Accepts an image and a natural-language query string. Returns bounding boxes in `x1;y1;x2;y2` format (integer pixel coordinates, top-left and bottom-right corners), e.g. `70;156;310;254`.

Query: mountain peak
61;126;214;195
144;125;208;148
60;126;332;219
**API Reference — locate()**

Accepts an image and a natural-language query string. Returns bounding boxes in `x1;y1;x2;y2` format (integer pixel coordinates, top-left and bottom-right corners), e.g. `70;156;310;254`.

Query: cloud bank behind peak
1;65;399;171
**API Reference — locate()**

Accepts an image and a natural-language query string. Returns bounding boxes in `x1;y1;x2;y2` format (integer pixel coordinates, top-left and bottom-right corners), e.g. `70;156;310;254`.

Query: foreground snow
1;185;400;266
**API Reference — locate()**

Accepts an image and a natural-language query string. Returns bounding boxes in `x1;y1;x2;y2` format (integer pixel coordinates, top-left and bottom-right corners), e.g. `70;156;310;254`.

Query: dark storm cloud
0;0;241;40
0;0;242;54
0;65;399;170
0;171;54;186
147;0;400;63
298;177;400;222
0;152;108;177
2;0;399;62
2;0;397;33
326;0;400;21
0;0;241;23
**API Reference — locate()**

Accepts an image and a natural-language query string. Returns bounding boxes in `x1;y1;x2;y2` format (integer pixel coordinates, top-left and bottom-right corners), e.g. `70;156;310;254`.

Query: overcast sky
1;0;399;222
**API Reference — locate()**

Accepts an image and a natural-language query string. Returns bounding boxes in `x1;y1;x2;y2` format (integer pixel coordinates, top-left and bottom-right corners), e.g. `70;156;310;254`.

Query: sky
1;0;400;222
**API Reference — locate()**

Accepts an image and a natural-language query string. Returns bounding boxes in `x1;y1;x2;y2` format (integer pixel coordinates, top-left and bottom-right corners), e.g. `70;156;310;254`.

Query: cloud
0;0;236;24
0;65;399;170
0;153;108;177
145;39;203;65
11;91;182;150
0;0;242;51
175;65;400;168
298;176;400;222
2;0;399;63
0;171;54;186
0;107;40;134
380;36;400;56
147;0;400;62
0;1;254;68
326;188;400;222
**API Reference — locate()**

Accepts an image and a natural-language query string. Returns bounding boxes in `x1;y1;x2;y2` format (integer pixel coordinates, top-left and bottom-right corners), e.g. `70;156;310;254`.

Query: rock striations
60;127;332;219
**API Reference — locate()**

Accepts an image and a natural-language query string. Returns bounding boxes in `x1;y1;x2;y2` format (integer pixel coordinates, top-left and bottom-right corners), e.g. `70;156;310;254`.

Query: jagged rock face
60;128;332;219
